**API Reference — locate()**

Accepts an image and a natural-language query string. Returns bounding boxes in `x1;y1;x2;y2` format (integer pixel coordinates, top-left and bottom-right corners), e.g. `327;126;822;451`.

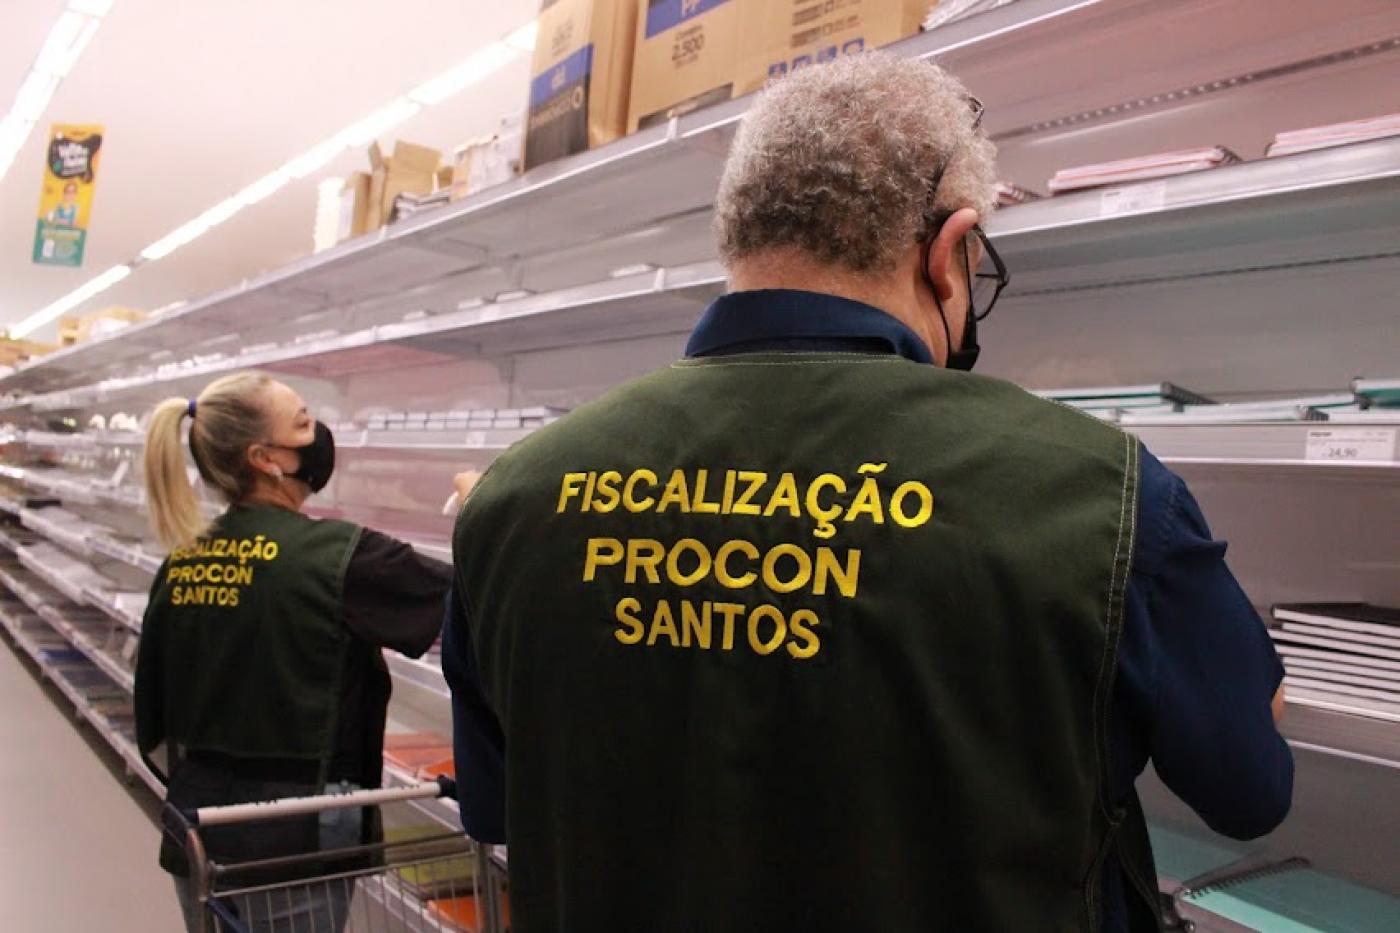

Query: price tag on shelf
1304;428;1396;462
1099;181;1167;218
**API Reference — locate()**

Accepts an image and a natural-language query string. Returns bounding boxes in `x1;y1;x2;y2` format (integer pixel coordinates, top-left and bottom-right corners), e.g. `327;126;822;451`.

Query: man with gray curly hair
445;52;1291;933
713;53;999;369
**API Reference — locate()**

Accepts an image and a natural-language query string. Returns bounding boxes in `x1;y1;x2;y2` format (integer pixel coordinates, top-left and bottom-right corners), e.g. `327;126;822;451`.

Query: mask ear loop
922;236;955;360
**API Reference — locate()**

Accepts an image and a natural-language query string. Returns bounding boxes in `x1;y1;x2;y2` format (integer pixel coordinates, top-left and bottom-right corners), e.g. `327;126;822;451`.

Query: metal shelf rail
0;586;160;795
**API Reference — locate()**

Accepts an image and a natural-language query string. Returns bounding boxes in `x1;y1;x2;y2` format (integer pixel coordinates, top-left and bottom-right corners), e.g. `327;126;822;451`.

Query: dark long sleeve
1112;448;1294;836
341;528;451;658
441;583;507;843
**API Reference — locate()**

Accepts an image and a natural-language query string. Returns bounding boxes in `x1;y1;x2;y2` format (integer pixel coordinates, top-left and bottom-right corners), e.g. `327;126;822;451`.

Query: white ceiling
0;0;539;338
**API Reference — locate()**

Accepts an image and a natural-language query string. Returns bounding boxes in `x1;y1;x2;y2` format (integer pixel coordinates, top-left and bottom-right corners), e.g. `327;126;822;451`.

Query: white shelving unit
1;0;1397;920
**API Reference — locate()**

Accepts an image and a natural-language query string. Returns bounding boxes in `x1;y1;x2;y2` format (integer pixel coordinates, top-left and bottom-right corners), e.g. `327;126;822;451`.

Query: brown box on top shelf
734;0;930;94
627;0;741;133
57;317;82;346
628;0;930;134
0;338;58;366
366;139;443;229
524;0;639;171
339;172;373;241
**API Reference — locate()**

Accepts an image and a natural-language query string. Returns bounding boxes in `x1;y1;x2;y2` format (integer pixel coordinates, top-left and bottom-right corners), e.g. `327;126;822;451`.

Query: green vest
136;504;362;776
455;352;1157;932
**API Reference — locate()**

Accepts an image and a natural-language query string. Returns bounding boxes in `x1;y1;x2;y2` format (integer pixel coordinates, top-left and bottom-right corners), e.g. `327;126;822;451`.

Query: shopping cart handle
194;779;457;827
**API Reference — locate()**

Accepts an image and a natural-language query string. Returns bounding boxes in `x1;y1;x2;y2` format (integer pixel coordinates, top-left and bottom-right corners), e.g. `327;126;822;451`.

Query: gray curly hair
715;53;997;274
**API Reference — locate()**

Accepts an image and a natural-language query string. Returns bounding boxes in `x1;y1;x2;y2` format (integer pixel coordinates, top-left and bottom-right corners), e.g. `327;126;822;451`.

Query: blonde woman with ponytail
134;372;475;933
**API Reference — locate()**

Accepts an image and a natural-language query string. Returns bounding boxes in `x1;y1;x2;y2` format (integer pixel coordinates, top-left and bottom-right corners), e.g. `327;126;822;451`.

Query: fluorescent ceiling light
10;265;131;338
504;20;539;51
283;135;350;179
0;115;32;179
33;12;88;77
234;167;292;207
336;97;422;148
0;1;114;184
20;16;534;331
13;72;62;124
410;43;517;105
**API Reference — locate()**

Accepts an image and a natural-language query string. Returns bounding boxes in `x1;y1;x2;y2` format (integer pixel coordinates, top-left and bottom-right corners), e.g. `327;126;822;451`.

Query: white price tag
1099;181;1167;218
1304;428;1396;462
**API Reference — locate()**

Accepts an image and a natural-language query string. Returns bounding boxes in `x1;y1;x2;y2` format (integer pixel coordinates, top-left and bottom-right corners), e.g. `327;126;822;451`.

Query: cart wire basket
165;778;506;933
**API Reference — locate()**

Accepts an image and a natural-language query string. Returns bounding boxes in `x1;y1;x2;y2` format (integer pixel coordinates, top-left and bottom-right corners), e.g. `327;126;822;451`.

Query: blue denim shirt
443;289;1293;932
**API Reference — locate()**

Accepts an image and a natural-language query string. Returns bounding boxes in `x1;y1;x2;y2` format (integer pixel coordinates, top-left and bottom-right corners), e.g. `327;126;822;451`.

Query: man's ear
926;207;980;302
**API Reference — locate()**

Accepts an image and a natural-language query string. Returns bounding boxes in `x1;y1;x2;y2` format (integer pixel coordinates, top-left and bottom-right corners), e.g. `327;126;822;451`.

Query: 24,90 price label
1304;428;1396;462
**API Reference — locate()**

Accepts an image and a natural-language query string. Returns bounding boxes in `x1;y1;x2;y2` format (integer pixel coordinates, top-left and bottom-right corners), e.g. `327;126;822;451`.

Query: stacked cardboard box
340;139;445;241
0;339;60;367
628;0;931;132
524;0;639;170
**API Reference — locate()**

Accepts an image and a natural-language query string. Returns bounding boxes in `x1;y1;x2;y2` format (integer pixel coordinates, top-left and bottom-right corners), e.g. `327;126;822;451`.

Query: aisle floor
0;637;184;932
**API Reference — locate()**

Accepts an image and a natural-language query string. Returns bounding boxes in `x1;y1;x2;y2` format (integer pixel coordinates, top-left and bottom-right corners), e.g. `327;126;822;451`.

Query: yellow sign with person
33;123;104;268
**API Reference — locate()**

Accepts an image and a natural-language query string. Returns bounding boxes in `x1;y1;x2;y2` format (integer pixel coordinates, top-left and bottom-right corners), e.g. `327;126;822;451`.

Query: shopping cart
166;778;505;933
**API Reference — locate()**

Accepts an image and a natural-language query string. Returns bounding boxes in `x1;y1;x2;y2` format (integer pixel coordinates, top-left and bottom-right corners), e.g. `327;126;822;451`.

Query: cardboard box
339;172;373;241
628;0;741;133
451;114;525;201
363;140;442;230
524;0;639;170
628;0;930;132
738;0;930;93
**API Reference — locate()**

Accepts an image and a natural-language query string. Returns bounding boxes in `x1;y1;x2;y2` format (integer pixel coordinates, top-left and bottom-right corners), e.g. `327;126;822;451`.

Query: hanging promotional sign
32;123;104;268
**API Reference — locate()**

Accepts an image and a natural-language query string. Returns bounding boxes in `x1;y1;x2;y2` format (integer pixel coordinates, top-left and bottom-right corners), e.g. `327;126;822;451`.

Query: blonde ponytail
143;371;275;551
144;398;206;550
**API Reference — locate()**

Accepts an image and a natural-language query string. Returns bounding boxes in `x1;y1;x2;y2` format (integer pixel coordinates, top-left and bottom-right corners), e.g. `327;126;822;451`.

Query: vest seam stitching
670;357;906;370
1086;432;1137;931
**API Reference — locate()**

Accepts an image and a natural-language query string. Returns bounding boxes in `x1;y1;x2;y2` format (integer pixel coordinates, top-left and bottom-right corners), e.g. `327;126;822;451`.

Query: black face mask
277;421;336;493
921;237;981;373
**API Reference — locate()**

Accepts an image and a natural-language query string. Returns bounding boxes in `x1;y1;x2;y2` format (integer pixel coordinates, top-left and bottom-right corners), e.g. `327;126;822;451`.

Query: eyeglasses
927;93;1009;321
967;225;1008;321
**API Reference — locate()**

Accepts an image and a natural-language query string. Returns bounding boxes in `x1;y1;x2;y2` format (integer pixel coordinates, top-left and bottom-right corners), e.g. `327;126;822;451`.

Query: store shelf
385;651;449;701
87;531;164;575
19;508;100;556
996;135;1400;293
1126;418;1400;476
37;605;136;694
0;584;159;796
2;0;1391;408
383;763;461;833
11;128;1400;413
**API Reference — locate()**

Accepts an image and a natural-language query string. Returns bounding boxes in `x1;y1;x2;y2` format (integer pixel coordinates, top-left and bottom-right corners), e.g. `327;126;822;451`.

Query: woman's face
263;380;314;445
257;381;315;478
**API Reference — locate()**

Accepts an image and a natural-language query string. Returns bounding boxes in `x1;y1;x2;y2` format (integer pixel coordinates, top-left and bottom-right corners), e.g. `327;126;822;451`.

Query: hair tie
187;398;197;419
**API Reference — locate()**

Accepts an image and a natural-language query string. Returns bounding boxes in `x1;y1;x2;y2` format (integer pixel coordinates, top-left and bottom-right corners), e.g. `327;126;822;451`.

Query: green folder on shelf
1151;825;1400;931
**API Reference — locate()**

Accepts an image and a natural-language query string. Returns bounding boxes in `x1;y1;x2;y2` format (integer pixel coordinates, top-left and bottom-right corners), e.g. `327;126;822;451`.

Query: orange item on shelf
417;756;456;781
384;742;454;774
428;893;511;932
384;731;451;750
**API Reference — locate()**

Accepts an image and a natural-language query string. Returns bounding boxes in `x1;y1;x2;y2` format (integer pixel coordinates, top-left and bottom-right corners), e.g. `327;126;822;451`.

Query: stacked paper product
367;407;568;432
1048;147;1242;194
1353;378;1400;409
393;189;451;221
995;182;1041;207
1267;113;1400;157
1034;383;1212;421
1270;604;1400;720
